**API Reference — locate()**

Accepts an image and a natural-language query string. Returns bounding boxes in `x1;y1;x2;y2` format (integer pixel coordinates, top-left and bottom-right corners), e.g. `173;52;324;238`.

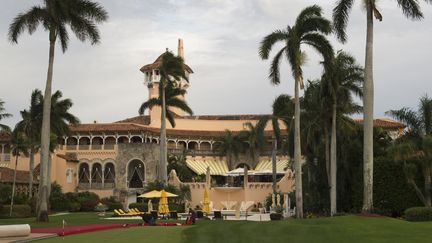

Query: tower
139;39;193;125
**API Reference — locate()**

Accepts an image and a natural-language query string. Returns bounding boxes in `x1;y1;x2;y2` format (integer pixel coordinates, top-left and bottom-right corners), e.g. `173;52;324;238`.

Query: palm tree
240;122;264;165
321;51;363;215
257;94;294;194
139;52;191;183
333;0;431;214
9;130;29;217
9;0;108;222
387;95;432;206
0;99;12;131
213;130;244;171
15;90;43;198
259;5;333;218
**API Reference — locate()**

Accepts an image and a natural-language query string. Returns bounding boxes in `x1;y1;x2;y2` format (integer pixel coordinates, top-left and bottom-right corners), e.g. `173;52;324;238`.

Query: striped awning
254;159;289;173
186;159;229;176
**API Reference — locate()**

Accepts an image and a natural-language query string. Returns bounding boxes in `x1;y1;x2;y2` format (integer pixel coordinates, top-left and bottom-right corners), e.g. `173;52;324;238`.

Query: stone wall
114;143;160;207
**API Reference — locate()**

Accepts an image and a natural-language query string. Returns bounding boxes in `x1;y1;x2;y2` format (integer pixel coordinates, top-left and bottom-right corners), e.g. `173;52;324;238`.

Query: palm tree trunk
159;83;168;183
330;102;337;216
47;153;52;199
28;149;34;198
272;138;277;195
362;2;374;214
294;74;303;218
37;36;55;222
9;154;19;217
423;166;431;207
324;125;330;187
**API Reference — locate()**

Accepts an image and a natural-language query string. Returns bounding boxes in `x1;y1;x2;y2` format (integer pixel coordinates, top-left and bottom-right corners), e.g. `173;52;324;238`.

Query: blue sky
1;0;431;127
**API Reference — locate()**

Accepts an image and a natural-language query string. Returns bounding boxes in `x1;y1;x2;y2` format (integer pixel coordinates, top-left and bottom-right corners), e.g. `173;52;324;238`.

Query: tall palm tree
387;95;432;206
9;130;29;217
213;130;244;171
9;0;108;222
259;5;333;218
0;99;12;131
15;90;43;198
321;51;363;215
333;0;431;214
240;122;264;165
139;52;190;183
257;94;294;194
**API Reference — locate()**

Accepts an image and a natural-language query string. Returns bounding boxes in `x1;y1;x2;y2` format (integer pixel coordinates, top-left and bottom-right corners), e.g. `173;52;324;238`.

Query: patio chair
151;210;159;219
196;210;204;218
114;209;127;217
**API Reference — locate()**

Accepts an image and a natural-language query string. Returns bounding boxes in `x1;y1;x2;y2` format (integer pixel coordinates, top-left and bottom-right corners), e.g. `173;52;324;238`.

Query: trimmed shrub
68;202;81;212
0;205;32;218
405;207;432;221
270;213;283;220
101;197;123;211
0;184;12;204
50;183;69;212
129;203;147;212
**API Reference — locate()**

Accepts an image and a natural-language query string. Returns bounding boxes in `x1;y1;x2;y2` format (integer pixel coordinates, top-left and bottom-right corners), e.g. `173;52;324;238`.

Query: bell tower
139;39;193;124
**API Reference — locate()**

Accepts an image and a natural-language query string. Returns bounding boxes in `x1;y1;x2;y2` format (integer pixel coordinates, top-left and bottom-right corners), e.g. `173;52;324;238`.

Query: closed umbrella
158;189;169;215
202;187;210;214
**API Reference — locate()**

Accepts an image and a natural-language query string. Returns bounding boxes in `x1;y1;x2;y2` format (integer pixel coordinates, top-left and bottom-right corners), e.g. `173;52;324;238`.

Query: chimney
178;38;184;59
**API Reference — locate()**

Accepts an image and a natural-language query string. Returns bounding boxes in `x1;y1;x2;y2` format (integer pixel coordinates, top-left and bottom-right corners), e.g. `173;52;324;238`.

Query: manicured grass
0;212;143;228
35;215;432;243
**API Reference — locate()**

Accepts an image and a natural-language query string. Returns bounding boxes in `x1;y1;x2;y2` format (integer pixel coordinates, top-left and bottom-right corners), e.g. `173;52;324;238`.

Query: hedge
405;207;432;221
0;205;32;218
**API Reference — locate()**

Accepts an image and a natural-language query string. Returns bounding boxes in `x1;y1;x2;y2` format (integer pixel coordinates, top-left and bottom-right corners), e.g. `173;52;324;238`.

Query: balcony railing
77;182;115;190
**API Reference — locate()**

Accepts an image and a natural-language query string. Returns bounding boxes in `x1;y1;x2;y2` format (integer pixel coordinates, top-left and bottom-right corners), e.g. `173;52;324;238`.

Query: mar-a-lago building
0;39;405;209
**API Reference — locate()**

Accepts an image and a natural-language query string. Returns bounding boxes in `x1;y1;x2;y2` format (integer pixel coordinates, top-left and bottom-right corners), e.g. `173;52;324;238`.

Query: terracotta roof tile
353;118;405;129
140;53;193;73
0;131;11;142
0;167;39;184
115;116;150;125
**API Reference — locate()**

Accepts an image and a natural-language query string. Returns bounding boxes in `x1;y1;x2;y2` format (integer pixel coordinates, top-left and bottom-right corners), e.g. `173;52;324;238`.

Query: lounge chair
114;209;128;217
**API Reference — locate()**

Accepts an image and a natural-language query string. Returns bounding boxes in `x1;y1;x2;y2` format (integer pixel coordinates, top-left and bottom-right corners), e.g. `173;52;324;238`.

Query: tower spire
178;38;184;59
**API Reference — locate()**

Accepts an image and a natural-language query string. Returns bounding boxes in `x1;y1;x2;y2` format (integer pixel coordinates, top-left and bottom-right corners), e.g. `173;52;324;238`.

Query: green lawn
2;214;432;243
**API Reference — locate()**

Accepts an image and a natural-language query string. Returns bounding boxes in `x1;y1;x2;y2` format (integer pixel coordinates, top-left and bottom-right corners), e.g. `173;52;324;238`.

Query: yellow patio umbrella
138;190;178;198
202;187;210;214
158;189;169;214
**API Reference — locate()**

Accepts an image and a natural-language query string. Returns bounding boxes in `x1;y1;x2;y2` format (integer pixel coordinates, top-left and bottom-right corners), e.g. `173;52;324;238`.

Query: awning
254;159;289;174
186;159;228;176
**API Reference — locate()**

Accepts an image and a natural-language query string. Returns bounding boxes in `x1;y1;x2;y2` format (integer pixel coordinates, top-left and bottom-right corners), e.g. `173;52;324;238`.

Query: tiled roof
183;114;267;120
140;53;193;73
0;131;11;142
0;167;39;184
353;118;405;129
115;116;150;125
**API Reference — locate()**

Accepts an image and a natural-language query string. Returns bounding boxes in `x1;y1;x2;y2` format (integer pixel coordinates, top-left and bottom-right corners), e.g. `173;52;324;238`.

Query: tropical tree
16;90;79;200
321;51;363;215
213;130;244;171
259;5;334;218
387;95;432;206
9;130;29;217
15;90;43;198
0;99;12;131
333;0;431;214
9;0;108;222
256;94;294;194
139;61;192;183
240;122;264;165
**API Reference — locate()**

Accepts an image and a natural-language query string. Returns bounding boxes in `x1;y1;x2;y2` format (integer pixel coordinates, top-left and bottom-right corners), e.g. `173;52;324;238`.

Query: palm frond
396;0;424;19
259;29;288;59
139;98;160;115
269;47;286;85
333;0;355;43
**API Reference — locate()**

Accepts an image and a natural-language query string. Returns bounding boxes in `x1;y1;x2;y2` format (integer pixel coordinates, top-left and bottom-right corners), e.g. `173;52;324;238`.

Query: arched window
104;162;115;188
91;163;103;188
236;163;250;170
130;136;142;144
127;160;145;188
78;163;90;184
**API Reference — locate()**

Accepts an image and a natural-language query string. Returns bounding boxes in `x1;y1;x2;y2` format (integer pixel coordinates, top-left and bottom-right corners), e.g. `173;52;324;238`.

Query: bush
0;184;12;204
101;197;123;211
270;213;283;220
50;183;69;212
65;191;100;212
81;199;99;212
129;203;147;212
0;205;32;218
68;202;81;212
405;207;432;221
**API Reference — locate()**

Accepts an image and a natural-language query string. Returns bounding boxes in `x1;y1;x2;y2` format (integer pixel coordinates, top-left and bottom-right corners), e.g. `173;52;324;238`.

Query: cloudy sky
1;0;431;127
